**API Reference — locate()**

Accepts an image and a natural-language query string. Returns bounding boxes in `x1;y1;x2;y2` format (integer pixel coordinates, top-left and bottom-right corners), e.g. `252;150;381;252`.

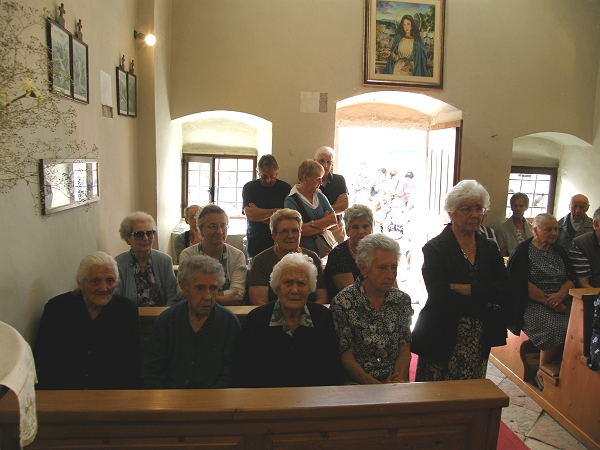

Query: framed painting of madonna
363;0;445;88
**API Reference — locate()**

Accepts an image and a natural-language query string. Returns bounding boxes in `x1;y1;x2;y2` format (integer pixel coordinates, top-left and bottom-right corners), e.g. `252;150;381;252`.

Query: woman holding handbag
284;159;337;257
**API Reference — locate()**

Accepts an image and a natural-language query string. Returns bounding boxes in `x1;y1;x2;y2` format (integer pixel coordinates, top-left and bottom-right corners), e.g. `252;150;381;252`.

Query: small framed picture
127;72;137;117
363;0;445;88
71;36;89;103
116;67;128;116
47;20;72;97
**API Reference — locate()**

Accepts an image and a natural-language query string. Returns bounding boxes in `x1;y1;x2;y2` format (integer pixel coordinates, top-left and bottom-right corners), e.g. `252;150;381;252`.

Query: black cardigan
506;237;574;335
411;224;514;362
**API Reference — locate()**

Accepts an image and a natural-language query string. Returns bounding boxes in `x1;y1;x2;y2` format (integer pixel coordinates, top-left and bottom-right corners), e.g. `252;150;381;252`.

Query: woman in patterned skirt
411;180;513;381
507;213;575;390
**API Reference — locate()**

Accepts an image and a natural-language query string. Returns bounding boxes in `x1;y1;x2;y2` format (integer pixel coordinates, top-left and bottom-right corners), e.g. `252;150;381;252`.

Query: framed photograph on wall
363;0;445;88
127;72;137;117
39;159;100;215
46;20;72;97
71;36;89;103
116;67;128;116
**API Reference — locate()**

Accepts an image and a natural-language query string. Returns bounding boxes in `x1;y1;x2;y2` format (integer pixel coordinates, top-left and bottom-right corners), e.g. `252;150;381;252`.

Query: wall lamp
134;30;156;46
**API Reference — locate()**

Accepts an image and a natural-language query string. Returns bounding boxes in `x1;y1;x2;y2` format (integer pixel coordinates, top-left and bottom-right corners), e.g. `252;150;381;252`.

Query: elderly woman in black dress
412;180;513;381
330;234;413;384
324;204;373;300
507;213;574;390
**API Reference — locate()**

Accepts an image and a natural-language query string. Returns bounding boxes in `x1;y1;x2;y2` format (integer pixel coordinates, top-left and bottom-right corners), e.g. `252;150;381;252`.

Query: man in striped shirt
569;206;600;288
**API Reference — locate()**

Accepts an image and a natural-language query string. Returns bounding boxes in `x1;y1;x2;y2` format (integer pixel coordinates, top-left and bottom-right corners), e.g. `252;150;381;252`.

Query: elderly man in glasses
115;211;179;306
242;154;292;264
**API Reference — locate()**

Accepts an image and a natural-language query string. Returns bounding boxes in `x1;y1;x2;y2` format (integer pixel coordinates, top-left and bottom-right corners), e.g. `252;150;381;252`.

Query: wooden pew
490;288;600;449
139;305;257;356
0;379;508;450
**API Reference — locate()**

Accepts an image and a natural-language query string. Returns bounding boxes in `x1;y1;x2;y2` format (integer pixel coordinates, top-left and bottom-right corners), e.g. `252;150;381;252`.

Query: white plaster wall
168;0;600;228
0;0;138;342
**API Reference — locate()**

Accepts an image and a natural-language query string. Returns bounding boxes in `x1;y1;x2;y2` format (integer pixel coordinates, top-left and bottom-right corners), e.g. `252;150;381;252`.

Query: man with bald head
557;194;593;251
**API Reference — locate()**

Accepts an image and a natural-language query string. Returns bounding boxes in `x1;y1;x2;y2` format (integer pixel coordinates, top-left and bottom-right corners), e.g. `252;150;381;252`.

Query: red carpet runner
409;354;529;450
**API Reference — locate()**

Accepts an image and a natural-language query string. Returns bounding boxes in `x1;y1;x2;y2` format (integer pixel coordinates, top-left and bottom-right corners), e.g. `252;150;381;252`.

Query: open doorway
334;92;462;306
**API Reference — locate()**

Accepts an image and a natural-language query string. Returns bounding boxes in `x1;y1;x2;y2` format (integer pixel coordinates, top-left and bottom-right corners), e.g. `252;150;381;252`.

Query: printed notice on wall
300;92;328;113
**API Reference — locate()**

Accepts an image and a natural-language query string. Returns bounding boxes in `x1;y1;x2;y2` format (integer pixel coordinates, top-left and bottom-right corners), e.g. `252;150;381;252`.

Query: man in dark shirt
242;154;291;262
315;146;348;242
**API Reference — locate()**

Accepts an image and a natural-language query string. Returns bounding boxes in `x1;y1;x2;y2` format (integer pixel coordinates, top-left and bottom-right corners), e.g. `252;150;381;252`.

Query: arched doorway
334;92;462;305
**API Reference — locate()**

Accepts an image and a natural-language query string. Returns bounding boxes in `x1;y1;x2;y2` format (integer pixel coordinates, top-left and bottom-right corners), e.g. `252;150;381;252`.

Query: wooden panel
0;381;507;450
490;288;600;450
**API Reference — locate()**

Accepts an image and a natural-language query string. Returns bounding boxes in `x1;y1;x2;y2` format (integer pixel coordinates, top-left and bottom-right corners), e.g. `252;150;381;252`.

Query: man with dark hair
569;206;600;288
242;154;291;261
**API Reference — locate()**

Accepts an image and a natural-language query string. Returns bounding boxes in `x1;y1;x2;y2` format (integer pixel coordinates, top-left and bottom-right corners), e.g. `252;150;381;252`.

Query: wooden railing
0;379;508;450
490;288;600;449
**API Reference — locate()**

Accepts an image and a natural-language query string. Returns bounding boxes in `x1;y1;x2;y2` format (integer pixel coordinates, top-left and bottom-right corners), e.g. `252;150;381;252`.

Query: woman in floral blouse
330;234;413;384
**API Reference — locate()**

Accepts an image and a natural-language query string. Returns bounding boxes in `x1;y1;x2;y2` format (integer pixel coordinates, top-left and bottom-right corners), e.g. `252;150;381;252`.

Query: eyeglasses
132;230;156;239
277;229;300;236
204;224;229;230
457;205;487;216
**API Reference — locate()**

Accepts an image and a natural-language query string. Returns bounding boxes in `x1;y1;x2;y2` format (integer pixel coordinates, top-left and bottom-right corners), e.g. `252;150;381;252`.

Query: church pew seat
490;288;600;450
0;379;508;450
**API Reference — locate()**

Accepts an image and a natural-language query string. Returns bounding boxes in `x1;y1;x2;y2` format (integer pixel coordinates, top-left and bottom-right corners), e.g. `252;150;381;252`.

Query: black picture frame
116;67;128;116
71;36;89;103
127;72;137;117
46;19;73;97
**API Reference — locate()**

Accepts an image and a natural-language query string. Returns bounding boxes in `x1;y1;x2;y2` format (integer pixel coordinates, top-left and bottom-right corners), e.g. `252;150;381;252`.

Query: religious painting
127;72;137;117
116;67;128;116
363;0;445;88
47;20;72;97
71;36;89;103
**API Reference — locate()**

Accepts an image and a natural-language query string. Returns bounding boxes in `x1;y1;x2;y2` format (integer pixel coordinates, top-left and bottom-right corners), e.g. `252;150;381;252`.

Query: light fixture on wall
134;30;156;46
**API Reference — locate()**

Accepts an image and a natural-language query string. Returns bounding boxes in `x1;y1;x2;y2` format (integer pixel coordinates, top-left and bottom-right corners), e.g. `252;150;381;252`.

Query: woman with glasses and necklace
412;180;513;381
179;204;246;306
115;211;179;306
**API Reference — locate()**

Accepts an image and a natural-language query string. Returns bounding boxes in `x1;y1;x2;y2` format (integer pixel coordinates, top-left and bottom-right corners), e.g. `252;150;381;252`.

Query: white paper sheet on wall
100;70;112;107
300;92;327;113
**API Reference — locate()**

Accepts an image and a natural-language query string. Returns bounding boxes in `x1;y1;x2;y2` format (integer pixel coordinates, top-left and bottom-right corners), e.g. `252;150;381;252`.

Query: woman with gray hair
141;255;240;389
325;204;374;299
497;192;533;256
234;252;342;387
115;211;178;307
412;180;513;381
34;251;140;389
507;213;574;391
330;234;413;384
173;204;202;262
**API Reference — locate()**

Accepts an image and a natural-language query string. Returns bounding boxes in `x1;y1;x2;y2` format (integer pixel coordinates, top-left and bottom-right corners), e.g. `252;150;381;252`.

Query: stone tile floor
486;362;588;450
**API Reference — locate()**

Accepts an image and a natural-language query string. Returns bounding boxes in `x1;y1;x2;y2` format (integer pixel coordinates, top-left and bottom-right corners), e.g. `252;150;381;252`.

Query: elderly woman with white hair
142;255;241;389
412;180;513;382
234;252;342;387
330;234;413;384
507;213;575;390
34;252;140;389
115;211;178;307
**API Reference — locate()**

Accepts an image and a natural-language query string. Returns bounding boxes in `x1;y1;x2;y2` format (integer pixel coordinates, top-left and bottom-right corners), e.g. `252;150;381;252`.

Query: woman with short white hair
234;252;342;387
34;251;140;389
330;234;413;384
411;180;513;381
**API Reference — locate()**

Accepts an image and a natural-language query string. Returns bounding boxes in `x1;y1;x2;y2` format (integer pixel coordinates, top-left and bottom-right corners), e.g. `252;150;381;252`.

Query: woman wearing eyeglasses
179;204;246;306
411;180;513;381
115;211;179;307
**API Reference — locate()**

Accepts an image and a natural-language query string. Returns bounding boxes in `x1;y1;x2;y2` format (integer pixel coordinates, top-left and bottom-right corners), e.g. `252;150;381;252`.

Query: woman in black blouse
324;204;373;300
